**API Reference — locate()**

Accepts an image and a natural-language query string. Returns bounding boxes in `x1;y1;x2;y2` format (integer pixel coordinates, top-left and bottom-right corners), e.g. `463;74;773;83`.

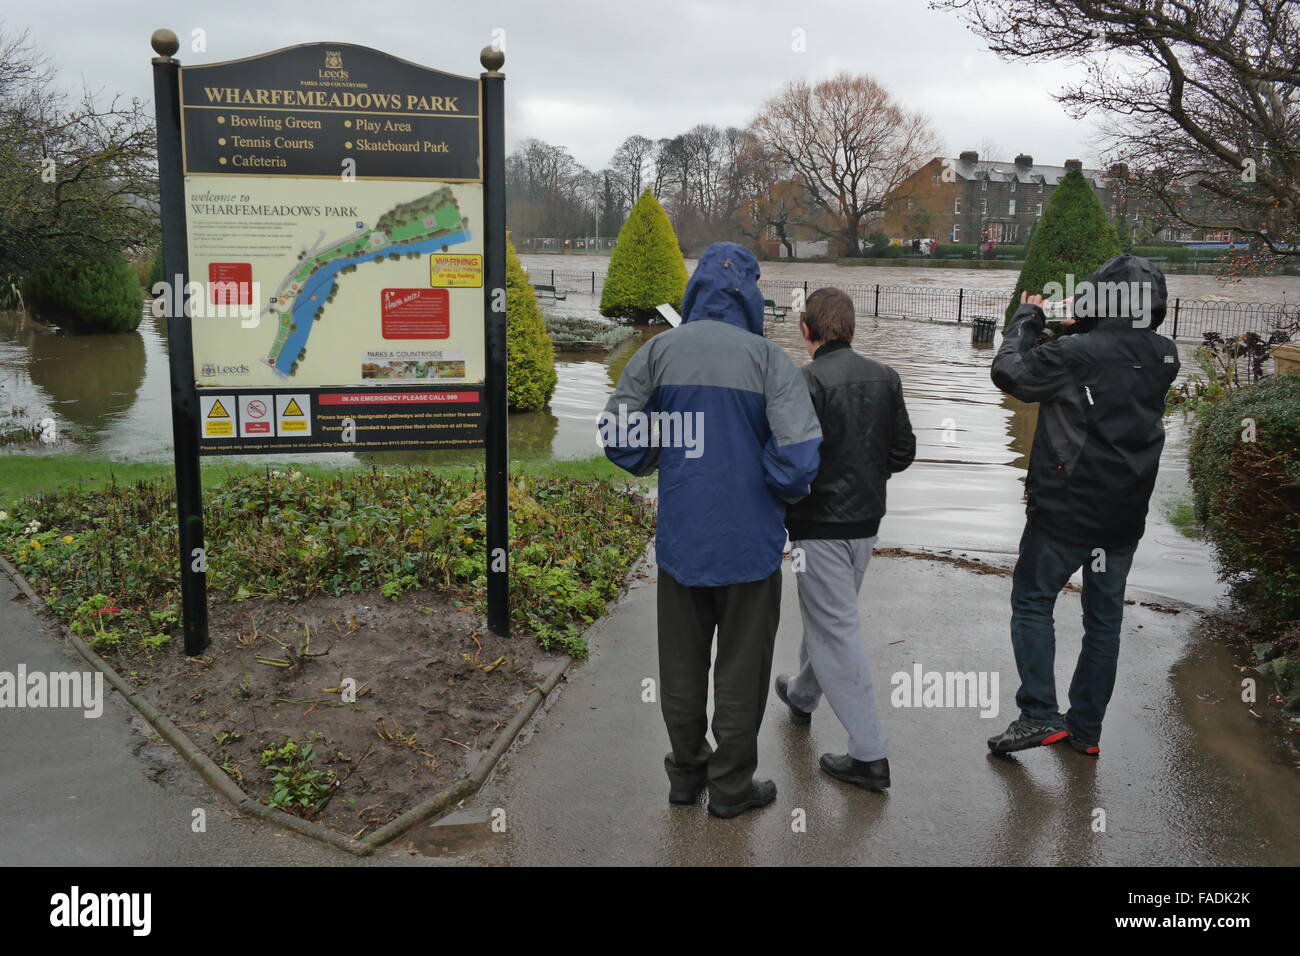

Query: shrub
147;246;165;290
1005;168;1121;325
600;189;687;322
505;237;557;411
23;247;144;333
1188;373;1300;621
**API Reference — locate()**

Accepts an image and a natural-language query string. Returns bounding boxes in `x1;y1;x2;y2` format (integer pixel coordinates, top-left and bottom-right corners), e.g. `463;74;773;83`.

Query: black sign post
480;46;509;638
149;29;509;654
151;30;209;655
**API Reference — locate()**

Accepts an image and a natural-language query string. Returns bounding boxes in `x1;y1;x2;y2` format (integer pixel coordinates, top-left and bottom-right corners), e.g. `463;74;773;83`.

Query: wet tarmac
389;553;1299;866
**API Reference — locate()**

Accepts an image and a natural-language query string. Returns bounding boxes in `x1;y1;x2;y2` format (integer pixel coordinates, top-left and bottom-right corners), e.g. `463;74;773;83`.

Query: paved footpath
4;555;1297;867
394;552;1300;867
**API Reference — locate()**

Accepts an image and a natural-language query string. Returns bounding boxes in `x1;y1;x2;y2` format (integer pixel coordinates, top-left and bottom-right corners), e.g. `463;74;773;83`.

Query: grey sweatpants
785;536;888;762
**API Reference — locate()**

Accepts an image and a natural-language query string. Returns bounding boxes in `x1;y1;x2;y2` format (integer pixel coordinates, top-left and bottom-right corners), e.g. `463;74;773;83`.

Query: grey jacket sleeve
762;347;822;503
600;342;661;476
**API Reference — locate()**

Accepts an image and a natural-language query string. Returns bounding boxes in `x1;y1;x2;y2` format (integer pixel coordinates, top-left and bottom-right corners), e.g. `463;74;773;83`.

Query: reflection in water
28;322;146;432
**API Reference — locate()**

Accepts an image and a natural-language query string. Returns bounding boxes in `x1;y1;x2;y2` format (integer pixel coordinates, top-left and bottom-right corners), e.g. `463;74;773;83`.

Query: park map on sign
262;186;468;377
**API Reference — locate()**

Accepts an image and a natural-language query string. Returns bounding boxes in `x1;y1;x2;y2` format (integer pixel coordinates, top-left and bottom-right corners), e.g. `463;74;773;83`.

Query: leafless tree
930;0;1300;270
751;73;940;256
0;26;158;276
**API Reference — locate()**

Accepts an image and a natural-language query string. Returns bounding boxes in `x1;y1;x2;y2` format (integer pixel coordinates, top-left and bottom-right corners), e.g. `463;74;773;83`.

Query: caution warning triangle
207;399;230;419
282;398;305;416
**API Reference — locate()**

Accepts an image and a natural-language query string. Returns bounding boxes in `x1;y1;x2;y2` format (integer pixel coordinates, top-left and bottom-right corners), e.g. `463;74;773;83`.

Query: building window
1009;179;1016;193
906;197;914;211
1038;182;1044;194
951;224;960;241
1036;202;1043;216
1009;199;1016;215
954;196;961;214
981;198;988;215
981;179;988;191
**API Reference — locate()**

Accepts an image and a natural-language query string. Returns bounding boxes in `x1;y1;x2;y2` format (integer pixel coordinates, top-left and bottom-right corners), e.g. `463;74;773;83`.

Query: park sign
177;42;487;454
151;31;511;651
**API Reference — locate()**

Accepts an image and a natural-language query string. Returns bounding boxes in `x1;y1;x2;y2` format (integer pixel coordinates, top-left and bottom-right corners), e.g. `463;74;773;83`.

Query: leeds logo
324;50;343;69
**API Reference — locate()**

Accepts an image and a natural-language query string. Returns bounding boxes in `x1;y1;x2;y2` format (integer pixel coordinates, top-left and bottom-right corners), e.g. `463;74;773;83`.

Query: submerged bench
533;284;567;301
764;299;789;321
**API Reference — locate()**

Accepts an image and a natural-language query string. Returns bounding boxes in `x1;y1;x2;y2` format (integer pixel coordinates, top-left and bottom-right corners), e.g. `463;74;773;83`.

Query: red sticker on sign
381;289;449;339
209;263;254;305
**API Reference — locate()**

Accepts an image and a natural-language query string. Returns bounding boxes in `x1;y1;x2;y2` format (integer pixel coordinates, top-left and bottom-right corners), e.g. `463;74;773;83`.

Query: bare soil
132;590;558;838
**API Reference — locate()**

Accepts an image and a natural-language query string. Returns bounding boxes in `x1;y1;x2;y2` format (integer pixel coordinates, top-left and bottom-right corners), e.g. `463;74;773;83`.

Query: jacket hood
680;242;766;335
1070;253;1168;331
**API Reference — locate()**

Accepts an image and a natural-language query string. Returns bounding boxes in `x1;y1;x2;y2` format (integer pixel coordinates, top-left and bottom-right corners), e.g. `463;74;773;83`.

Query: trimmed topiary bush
1188;373;1300;621
23;247;144;333
505;237;557;412
600;189;687;323
1005;168;1121;325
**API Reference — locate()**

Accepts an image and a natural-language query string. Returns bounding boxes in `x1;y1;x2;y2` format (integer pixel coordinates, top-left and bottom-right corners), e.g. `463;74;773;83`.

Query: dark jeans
656;566;782;805
1010;521;1138;744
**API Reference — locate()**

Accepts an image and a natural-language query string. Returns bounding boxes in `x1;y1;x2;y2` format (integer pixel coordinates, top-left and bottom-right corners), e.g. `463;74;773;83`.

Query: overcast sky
14;0;1105;170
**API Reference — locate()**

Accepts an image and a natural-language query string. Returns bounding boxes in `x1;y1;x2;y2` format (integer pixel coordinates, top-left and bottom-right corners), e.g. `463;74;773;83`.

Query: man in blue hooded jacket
600;242;821;818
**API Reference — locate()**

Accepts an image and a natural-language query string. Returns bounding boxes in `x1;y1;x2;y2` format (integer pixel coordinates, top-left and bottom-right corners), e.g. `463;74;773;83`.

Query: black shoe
707;779;777;819
986;717;1068;754
665;752;706;805
1064;725;1101;757
819;753;890;791
774;675;812;726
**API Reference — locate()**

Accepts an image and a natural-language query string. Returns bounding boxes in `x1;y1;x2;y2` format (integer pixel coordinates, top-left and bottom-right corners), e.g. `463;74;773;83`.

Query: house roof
948;157;1109;189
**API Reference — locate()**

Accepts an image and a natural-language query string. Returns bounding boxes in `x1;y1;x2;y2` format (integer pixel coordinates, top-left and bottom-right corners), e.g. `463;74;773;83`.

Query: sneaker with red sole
987;717;1069;754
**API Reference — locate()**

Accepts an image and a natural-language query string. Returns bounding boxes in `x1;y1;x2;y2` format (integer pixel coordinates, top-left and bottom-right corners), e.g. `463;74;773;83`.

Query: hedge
600;189;687;322
1006;168;1122;324
505;237;557;412
22;247;144;333
1188;372;1300;621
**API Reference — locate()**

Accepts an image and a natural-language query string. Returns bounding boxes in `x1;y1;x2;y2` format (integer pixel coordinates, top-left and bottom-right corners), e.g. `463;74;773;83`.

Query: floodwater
522;252;1300;301
2;257;1290;606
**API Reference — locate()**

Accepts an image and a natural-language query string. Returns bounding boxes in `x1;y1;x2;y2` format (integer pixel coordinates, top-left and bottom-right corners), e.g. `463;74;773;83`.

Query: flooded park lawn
1;259;1294;610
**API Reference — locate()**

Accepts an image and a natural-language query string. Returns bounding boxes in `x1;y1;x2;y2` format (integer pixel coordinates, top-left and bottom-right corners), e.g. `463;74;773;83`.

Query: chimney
959;150;978;164
1108;162;1129;178
1064;159;1083;172
1014;154;1033;168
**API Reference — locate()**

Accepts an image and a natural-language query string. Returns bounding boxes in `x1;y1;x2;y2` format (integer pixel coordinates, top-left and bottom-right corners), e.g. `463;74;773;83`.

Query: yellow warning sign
275;393;312;438
429;254;483;288
200;394;237;439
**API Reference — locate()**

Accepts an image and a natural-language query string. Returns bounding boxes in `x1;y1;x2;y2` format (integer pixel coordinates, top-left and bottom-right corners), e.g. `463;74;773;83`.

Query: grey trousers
786;536;888;762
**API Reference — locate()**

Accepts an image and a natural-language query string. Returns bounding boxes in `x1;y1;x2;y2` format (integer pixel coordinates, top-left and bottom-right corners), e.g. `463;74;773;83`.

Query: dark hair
802;287;855;344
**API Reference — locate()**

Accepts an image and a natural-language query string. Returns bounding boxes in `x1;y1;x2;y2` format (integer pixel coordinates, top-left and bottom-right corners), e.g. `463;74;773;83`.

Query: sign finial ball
480;45;505;73
151;29;180;58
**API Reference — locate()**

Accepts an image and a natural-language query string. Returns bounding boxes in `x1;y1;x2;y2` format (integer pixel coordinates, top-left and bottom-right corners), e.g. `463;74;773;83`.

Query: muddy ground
133;590;558;838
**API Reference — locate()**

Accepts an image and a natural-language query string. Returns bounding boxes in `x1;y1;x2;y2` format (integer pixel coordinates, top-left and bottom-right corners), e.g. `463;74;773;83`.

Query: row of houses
756;150;1243;256
880;150;1242;248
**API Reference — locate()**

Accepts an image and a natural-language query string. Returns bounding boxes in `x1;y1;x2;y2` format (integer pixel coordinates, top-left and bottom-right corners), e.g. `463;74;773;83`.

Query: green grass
0;453;648;508
1165;495;1204;539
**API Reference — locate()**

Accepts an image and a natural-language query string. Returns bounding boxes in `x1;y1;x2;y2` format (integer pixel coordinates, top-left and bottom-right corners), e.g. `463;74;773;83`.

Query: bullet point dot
218;157;228;165
218;138;226;146
344;120;352;128
217;116;226;124
345;141;353;149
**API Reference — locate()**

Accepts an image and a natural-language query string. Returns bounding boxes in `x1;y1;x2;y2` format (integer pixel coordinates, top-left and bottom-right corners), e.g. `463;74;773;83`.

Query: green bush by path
22;247;145;333
0;467;656;659
1188;373;1300;621
1005;168;1122;325
600;189;687;323
505;237;557;411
